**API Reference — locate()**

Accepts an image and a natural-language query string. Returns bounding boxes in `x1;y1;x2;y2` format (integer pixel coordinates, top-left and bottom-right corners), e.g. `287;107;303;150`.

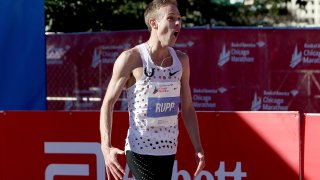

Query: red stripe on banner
303;113;320;180
176;111;300;180
0;111;305;180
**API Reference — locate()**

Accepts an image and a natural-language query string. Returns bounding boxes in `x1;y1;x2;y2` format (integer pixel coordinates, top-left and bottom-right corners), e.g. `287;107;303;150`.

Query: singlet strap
168;47;182;71
137;44;149;67
168;47;178;63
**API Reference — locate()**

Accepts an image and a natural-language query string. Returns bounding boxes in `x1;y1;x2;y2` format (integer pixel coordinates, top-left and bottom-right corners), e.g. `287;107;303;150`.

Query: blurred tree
181;0;306;27
45;0;308;32
45;0;147;32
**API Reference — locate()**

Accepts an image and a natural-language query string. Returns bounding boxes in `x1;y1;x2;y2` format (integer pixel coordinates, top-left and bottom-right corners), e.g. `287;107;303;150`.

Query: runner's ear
150;19;158;29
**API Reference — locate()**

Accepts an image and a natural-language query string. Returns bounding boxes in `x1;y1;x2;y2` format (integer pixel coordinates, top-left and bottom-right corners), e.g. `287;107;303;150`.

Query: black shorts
126;150;175;180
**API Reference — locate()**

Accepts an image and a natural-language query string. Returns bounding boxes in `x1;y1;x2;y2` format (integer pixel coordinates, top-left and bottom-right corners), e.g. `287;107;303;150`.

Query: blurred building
230;0;320;26
288;0;320;26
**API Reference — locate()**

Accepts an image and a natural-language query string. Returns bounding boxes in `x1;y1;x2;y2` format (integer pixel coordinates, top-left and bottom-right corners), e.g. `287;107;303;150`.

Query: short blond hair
144;0;178;31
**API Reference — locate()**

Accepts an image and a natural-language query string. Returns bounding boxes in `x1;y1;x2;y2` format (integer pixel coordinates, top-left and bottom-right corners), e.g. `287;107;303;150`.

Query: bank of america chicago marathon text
261;90;290;111
193;94;216;108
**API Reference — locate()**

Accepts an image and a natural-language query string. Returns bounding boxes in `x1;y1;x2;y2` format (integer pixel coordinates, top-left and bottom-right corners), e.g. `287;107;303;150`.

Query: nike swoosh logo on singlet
169;70;180;76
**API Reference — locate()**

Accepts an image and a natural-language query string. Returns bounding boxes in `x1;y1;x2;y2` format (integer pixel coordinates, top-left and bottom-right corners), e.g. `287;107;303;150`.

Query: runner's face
155;4;181;47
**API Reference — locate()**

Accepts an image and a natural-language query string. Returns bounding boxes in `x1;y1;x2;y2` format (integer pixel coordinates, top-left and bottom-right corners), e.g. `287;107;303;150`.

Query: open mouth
173;31;179;37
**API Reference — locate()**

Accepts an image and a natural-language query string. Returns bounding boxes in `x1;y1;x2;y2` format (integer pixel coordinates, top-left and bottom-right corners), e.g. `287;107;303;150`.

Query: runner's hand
194;152;205;177
102;146;125;180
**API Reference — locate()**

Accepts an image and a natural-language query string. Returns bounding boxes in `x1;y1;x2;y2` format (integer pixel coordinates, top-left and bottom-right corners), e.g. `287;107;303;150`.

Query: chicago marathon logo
290;45;302;68
217;42;264;67
290;43;320;69
251;90;299;111
218;45;230;67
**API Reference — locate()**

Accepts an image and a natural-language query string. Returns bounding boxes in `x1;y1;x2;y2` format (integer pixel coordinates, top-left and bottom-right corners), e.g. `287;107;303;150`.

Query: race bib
145;82;180;127
147;96;180;118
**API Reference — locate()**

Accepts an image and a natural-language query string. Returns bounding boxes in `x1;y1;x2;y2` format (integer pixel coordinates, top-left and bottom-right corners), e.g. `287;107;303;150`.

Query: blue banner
147;97;180;118
0;0;46;110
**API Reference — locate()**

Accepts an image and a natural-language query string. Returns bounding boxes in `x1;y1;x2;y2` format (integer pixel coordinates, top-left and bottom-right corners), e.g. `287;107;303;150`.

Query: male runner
100;0;205;179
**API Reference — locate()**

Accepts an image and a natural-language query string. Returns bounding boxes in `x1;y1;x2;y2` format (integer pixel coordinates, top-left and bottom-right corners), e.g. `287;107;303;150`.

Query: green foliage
45;0;307;32
45;0;147;32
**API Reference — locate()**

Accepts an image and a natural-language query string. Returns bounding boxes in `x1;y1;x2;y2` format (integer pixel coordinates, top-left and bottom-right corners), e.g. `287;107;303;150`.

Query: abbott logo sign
45;142;247;180
44;142;105;180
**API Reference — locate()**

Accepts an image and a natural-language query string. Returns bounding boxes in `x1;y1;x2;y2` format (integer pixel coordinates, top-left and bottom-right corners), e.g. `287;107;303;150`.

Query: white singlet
124;43;183;156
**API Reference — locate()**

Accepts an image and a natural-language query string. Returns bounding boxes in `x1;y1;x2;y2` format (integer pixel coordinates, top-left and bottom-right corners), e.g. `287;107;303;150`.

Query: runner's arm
100;50;134;179
179;52;205;176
